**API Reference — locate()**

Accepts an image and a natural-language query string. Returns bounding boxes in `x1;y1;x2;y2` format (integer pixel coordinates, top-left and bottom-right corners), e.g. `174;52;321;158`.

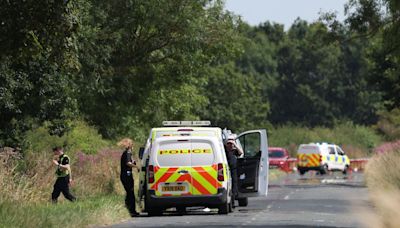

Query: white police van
297;142;350;175
138;121;269;215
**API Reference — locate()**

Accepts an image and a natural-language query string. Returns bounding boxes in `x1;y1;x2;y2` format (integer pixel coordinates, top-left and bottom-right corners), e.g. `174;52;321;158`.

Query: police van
297;142;350;175
138;121;269;216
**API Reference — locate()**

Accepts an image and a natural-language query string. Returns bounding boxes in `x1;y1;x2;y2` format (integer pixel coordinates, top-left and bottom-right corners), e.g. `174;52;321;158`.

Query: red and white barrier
275;157;369;173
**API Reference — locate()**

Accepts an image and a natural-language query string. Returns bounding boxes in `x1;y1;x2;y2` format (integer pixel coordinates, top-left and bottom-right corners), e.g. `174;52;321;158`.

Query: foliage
374;140;400;154
199;62;270;132
343;0;400;109
268;20;382;126
0;0;81;146
75;0;242;138
376;108;400;141
23;120;110;157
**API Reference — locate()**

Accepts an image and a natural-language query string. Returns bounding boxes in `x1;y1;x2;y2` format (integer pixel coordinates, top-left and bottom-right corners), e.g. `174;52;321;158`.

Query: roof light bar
162;121;211;126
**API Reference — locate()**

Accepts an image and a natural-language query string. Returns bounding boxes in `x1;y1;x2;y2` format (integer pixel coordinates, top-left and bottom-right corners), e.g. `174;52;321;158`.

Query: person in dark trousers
225;138;243;207
51;146;76;203
118;138;139;217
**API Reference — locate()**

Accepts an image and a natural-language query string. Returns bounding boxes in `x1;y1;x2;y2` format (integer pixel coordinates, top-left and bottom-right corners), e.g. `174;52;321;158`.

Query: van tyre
238;197;248;207
299;169;306;175
147;207;162;216
343;165;349;175
228;191;233;212
320;164;328;175
218;201;229;214
176;206;186;214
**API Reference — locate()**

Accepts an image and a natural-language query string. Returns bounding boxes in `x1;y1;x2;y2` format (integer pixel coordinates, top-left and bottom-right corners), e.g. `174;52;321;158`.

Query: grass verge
0;195;129;228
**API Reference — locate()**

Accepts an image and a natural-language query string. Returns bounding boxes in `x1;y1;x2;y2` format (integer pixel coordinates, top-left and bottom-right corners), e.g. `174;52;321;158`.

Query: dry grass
1;148;126;203
0;152;53;202
364;149;400;228
0;147;132;227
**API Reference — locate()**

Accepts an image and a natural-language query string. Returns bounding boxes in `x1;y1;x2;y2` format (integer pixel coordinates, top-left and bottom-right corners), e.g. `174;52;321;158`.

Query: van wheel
320;165;328;175
342;165;349;175
218;201;229;214
147;207;163;216
238;197;248;207
299;170;306;175
176;206;186;214
228;200;233;212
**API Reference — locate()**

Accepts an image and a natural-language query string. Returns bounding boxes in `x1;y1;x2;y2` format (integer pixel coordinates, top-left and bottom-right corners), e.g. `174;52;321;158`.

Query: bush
376;108;400;141
23;120;111;156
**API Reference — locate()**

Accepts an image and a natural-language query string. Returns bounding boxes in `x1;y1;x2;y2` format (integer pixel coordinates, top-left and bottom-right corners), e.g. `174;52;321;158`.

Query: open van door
236;129;268;197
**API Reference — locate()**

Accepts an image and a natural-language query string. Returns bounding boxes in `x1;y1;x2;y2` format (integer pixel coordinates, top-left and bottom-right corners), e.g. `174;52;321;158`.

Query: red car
268;147;289;170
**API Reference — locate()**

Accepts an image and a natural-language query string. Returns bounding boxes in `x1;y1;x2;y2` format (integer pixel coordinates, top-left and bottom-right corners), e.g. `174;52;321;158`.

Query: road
108;171;372;228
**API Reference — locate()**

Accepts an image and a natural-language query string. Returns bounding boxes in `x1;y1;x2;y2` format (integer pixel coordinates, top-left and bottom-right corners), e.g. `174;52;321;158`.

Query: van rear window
155;140;215;167
191;141;214;166
156;141;191;167
298;146;319;154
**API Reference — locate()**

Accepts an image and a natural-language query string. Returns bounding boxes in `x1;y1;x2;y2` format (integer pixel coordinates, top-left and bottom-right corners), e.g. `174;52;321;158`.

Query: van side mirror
138;147;145;159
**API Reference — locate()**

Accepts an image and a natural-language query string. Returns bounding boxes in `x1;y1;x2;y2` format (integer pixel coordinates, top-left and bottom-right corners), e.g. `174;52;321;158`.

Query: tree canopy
1;0;399;146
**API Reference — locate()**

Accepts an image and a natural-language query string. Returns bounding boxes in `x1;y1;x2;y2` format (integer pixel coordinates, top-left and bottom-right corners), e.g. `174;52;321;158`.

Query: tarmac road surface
107;171;372;228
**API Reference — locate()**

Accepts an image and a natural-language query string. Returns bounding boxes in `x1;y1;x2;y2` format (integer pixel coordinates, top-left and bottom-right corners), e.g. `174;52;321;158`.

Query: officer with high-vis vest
51;146;76;203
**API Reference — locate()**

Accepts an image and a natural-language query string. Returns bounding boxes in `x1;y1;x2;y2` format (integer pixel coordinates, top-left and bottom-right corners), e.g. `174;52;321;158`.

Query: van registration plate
161;185;186;192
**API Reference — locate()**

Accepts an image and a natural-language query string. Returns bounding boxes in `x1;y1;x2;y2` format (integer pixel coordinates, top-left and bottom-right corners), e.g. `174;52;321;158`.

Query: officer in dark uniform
119;138;139;217
51;146;76;203
225;138;243;207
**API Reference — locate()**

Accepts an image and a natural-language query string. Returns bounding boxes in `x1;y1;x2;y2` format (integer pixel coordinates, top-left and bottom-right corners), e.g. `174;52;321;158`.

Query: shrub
374;140;400;154
23;120;110;157
376;108;400;141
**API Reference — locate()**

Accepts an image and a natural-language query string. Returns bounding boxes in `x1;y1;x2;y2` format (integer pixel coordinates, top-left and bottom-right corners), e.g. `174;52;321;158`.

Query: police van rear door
236;129;268;197
151;137;219;197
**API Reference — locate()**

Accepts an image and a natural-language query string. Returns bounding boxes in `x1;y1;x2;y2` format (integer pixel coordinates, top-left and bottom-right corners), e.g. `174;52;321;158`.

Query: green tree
269;19;381;126
75;0;241;138
0;0;80;146
199;62;270;131
345;0;400;109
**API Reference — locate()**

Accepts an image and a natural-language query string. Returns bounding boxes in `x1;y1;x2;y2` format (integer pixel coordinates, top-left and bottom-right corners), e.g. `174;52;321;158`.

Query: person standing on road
225;137;244;207
51;146;76;203
118;138;139;217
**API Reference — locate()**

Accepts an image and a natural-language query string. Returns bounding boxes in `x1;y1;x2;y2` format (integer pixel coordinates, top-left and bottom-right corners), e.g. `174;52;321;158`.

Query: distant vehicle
297;142;350;175
268;147;289;170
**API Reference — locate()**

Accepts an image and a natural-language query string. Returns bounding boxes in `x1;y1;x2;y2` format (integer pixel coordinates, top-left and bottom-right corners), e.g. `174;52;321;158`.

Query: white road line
284;195;290;200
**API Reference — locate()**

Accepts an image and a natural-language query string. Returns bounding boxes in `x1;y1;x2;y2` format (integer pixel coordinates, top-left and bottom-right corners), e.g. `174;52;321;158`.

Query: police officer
51;146;76;203
119;138;139;217
225;138;243;207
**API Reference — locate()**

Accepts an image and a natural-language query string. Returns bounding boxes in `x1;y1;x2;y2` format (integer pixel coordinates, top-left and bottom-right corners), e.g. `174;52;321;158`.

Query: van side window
238;132;261;158
328;147;336;155
337;147;345;156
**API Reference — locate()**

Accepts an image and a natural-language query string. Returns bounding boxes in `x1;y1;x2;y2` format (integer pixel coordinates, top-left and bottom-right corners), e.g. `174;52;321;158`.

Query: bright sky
225;0;348;29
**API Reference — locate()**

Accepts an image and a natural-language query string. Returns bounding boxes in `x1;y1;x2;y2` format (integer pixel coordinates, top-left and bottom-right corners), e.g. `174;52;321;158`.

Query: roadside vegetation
0;121;133;227
364;142;400;228
1;0;400;227
269;122;382;158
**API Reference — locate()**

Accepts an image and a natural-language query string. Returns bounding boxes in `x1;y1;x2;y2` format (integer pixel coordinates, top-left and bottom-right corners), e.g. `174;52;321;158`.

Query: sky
224;0;349;29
